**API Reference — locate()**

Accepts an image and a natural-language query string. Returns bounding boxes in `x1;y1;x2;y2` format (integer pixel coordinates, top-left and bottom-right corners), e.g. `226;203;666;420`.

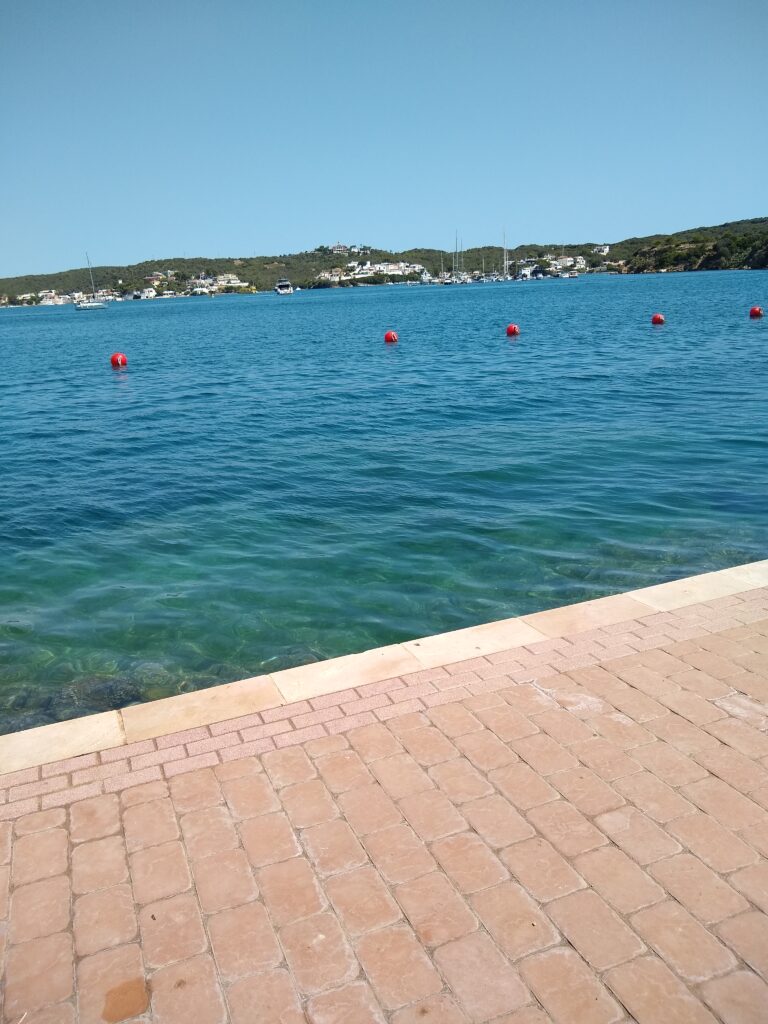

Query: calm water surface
1;272;766;732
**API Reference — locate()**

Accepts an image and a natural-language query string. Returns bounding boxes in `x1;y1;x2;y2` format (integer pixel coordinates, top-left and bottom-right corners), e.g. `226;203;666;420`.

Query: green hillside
2;218;766;302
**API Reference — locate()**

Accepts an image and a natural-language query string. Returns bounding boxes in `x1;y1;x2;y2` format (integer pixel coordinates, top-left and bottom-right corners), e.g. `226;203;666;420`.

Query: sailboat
74;253;106;310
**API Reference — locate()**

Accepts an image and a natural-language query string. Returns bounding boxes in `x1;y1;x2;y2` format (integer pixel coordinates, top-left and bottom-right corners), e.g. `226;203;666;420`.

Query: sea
1;271;766;733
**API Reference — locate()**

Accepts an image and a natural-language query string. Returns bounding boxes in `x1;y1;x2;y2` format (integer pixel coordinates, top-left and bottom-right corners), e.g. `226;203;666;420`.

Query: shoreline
1;557;765;782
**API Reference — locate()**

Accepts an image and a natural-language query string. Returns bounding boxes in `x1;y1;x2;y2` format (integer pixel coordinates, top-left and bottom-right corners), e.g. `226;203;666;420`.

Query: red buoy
749;306;764;319
110;352;128;368
506;323;521;337
651;313;665;325
384;330;398;344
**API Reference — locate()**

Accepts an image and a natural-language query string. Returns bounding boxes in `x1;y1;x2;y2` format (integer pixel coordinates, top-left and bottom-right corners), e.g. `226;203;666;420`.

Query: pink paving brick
156;725;211;748
274;724;328;748
103;766;165;793
219;738;277;760
163;751;221;777
209;711;265;735
41;752;99;777
185;732;242;756
239;720;293;742
326;711;379;734
100;739;156;762
376;699;426;720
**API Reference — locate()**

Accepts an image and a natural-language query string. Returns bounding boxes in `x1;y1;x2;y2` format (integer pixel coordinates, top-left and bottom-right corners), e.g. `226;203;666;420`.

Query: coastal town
4;216;766;307
4;243;620;306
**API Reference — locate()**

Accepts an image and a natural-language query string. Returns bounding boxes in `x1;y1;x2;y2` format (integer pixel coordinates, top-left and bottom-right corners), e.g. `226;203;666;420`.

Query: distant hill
2;218;766;301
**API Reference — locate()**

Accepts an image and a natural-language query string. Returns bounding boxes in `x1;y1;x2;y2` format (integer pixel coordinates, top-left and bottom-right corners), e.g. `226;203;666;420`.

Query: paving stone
168;766;222;811
501;836;585;902
208;900;281;982
527;800;607;857
614;770;695;823
573;846;663;914
192;848;258;912
717;911;768;980
130;840;191;904
532;707;597;745
9;874;71;944
429;757;494;803
390;993;469;1024
512;732;578;775
4;932;74;1020
595;806;681;864
76;942;148;1024
227;968;305;1024
325;864;401;935
12;828;68;885
547;888;645;969
650;853;749;924
588;710;651;748
489;762;559;810
347;722;404;761
337;783;402;834
432;831;508;893
399;725;459;766
68;794;120;842
258;855;325;925
71;835;129;894
730;861;768;914
396;870;477;946
462;792;534;848
315;749;373;791
281;778;339;827
548;765;625;816
605;955;718;1024
369;753;434;800
668;811;758;872
121;778;169;806
262;745;317;787
434;930;530;1020
282;910;358;995
427;702;483;737
472;880;559;958
520;947;622;1024
239;809;301;866
701;970;768;1024
398;788;467;841
455;728;519;770
180;803;239;860
306;981;386;1024
221;773;280;818
123;796;179;851
632;899;736;982
356;923;443;1009
150;953;226;1024
569;736;642;780
73;883;137;956
475;703;541;740
303;817;367;875
364;823;436;884
630;741;708;786
12;1004;77;1024
139;891;208;968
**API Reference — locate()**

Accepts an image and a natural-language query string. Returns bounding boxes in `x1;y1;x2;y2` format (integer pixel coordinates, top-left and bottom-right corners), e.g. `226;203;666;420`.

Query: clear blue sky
2;0;766;277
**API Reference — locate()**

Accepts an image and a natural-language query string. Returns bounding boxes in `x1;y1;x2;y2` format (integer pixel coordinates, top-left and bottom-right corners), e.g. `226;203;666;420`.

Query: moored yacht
74;253;107;310
274;279;294;295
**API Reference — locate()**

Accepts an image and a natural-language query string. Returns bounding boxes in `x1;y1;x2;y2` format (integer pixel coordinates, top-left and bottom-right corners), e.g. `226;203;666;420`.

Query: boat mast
86;252;96;298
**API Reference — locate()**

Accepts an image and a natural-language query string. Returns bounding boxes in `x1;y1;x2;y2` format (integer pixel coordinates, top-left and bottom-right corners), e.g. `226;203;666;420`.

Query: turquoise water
1;272;766;733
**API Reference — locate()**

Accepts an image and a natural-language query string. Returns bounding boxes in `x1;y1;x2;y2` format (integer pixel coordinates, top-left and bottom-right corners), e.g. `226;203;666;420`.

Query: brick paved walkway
2;584;768;1022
